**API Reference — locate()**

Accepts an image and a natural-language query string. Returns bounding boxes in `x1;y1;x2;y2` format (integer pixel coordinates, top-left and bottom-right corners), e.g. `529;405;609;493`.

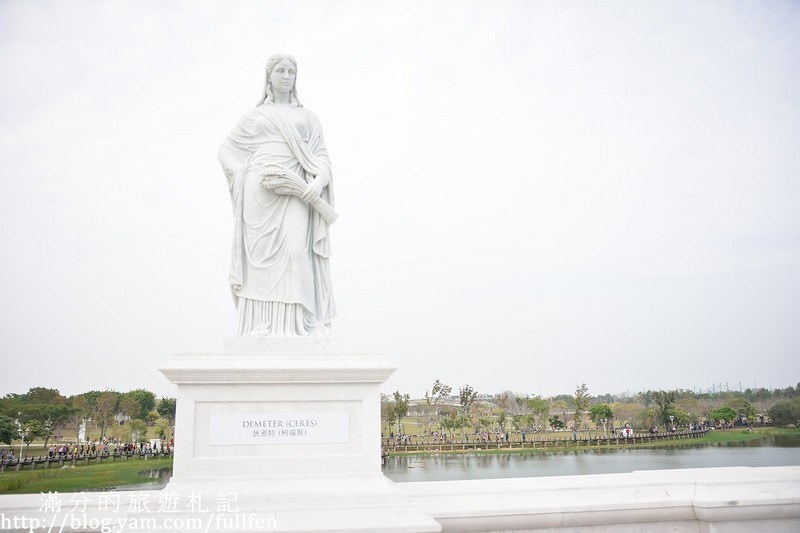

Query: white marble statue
218;54;336;336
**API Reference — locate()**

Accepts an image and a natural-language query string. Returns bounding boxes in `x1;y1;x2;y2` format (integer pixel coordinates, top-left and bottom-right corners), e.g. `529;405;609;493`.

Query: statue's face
270;58;296;95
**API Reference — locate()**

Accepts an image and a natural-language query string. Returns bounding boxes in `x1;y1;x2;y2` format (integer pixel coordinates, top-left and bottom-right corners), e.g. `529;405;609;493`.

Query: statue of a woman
218;54;335;336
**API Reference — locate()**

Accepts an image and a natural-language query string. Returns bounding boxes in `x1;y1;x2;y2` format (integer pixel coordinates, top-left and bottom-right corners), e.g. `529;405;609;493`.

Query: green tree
391;391;410;436
497;392;511;412
639;390;656;407
40;418;55;449
459;385;477;418
496;411;506;430
767;400;800;427
66;395;92;442
494;393;509;431
653;390;676;425
468;402;485;434
548;415;565;429
81;390;105;407
26;387;64;406
422;380;451;434
573;384;590;429
121;389;157;420
708;406;737;423
725;395;756;421
0;388;71;429
380;396;396;435
156;398;177;426
440;410;460;431
0;415;19;444
431;380;452;401
21;419;45;454
588;404;613;426
528;397;550;430
675;396;701;424
610;401;642;428
671;408;691;426
0;394;25;420
638;406;659;428
107;423;126;444
153;418;171;440
126;419;148;442
118;397;140;421
514;395;527;412
552;399;569;425
94;391;120;437
551;394;575;408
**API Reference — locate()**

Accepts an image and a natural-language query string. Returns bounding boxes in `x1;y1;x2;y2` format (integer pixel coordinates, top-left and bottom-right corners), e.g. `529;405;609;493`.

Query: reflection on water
383;435;800;482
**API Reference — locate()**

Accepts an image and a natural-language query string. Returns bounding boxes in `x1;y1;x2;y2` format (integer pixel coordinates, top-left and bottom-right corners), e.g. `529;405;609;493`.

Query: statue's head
258;53;301;107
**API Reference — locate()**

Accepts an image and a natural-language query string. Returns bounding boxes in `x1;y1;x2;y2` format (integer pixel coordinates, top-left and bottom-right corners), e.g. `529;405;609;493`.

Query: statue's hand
300;178;324;203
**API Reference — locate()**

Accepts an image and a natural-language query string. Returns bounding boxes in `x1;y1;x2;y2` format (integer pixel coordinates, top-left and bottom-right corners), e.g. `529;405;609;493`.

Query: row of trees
0;387;176;453
381;381;800;436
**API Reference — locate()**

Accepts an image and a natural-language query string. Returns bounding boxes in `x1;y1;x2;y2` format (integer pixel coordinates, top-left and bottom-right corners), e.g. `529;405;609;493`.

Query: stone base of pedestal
153;474;436;532
157;337;440;532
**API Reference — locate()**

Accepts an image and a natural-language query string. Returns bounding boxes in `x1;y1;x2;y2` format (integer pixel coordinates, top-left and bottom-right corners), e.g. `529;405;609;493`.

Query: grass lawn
0;457;173;494
703;427;789;440
606;426;798;449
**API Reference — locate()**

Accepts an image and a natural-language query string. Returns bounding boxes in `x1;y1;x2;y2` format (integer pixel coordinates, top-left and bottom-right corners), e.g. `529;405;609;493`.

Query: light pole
16;412;23;460
600;418;607;438
669;415;675;432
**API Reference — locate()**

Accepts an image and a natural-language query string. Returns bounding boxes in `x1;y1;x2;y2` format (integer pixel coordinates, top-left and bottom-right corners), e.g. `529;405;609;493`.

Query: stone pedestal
158;337;440;532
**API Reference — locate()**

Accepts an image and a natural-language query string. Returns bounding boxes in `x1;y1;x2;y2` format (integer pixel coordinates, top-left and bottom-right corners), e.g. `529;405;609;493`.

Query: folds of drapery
235;298;328;336
218;104;336;335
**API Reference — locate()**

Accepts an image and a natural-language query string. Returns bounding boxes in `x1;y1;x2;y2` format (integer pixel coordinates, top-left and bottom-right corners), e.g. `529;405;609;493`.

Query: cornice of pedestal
159;337;397;384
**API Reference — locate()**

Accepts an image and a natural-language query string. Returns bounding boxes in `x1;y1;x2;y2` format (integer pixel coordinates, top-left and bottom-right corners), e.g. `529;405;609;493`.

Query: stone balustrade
0;465;797;532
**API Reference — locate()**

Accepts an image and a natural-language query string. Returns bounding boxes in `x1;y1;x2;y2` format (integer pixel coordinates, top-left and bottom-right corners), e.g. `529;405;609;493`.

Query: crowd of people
383;422;721;448
386;430;517;446
0;436;174;464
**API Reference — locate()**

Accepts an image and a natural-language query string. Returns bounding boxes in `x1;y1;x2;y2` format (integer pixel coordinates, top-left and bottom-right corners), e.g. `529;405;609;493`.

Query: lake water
116;435;800;489
381;434;800;482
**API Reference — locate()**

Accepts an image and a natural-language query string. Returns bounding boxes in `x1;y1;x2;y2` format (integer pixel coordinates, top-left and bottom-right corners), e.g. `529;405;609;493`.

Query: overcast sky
1;0;798;401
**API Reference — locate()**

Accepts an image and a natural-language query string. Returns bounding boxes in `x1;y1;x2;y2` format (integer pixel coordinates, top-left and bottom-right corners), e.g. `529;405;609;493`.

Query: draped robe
218;104;335;336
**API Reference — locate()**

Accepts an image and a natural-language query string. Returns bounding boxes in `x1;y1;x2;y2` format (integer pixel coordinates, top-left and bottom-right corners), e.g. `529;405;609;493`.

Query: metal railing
0;449;173;472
